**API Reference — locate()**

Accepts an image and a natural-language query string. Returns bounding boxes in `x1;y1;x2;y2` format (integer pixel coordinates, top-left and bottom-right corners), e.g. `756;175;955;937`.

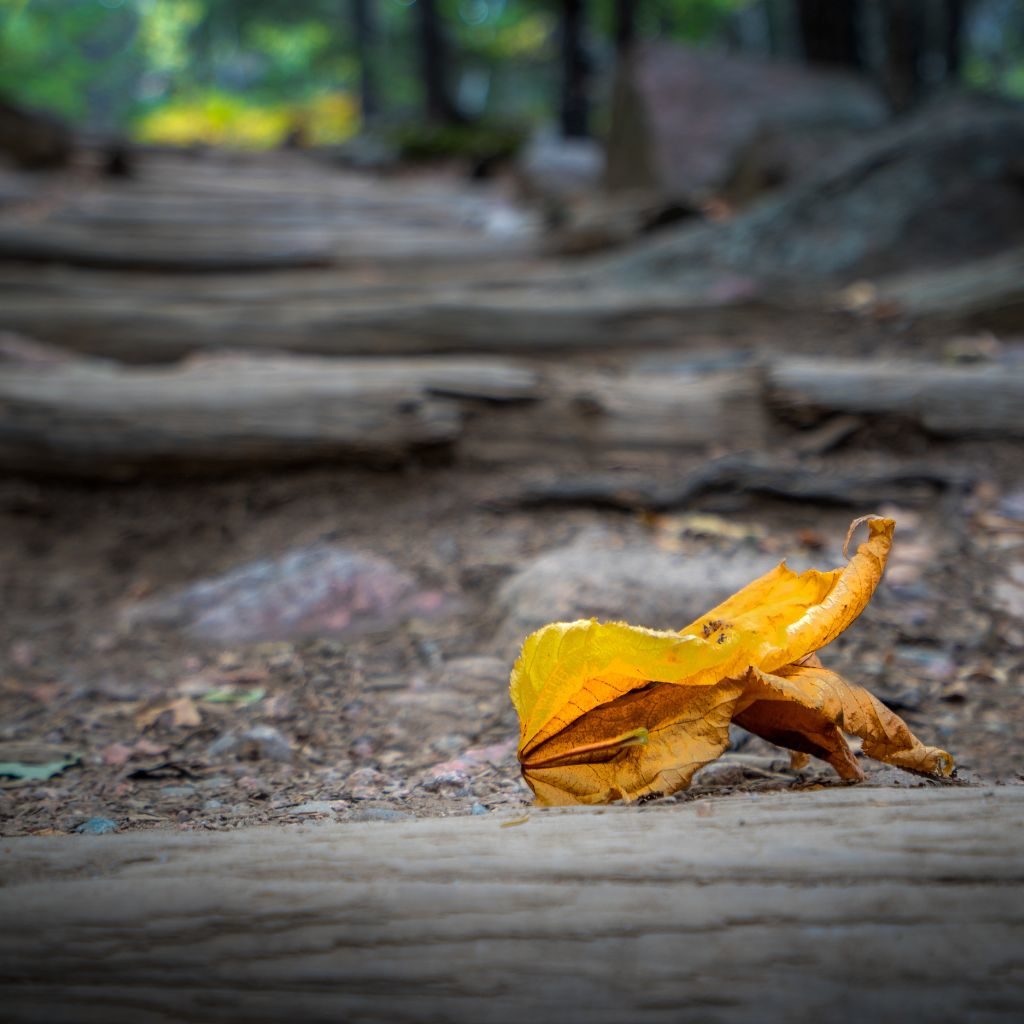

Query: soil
2;430;1023;837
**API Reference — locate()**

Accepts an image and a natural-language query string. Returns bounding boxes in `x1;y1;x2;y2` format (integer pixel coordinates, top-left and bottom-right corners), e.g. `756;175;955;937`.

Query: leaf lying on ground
509;515;953;806
134;696;202;730
0;756;79;781
201;686;266;705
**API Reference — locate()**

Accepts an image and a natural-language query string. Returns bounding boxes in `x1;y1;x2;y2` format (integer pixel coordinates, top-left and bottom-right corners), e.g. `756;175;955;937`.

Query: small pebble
422;770;470;793
350;807;413;822
470;802;488;815
160;785;195;798
74;817;117;835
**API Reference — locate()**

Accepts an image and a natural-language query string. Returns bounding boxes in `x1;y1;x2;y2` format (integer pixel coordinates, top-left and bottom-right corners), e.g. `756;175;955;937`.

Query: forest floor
3;434;1022;836
1;153;1023;837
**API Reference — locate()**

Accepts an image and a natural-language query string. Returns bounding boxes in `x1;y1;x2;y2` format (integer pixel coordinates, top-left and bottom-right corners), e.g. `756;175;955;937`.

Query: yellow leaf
510;515;952;805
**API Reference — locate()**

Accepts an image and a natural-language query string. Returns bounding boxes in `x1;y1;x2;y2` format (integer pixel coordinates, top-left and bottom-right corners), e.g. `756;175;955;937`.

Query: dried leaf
510;515;953;806
100;738;169;766
134;696;202;730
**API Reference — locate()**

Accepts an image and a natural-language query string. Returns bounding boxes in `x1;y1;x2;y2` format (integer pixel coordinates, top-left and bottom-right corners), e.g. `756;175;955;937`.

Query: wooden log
862;247;1024;331
506;452;974;511
0;354;537;476
0;267;778;362
0;224;336;271
1;787;1021;1024
767;358;1024;437
0;148;540;271
464;366;769;462
0;352;767;476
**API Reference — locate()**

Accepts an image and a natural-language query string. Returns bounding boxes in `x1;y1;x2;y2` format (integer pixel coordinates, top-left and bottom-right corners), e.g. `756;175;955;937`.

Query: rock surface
123;543;450;643
494;532;782;657
608;100;1024;284
606;42;886;202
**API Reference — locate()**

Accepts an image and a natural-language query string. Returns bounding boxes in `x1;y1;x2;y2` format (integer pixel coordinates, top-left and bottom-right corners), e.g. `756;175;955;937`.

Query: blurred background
1;0;1023;836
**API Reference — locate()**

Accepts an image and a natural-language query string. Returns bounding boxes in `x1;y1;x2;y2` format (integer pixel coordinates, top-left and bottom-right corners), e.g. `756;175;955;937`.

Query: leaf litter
1;453;1022;835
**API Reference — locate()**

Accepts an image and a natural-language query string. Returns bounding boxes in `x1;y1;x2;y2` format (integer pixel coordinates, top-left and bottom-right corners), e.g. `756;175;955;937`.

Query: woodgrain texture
768;358;1024;437
0;355;765;476
2;787;1023;1024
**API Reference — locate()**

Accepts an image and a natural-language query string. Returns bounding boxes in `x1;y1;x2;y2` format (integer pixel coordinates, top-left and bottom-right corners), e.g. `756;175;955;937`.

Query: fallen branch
506;453;975;511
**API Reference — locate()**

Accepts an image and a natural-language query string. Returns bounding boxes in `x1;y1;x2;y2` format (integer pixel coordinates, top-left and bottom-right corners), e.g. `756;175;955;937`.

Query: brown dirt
2;426;1022;837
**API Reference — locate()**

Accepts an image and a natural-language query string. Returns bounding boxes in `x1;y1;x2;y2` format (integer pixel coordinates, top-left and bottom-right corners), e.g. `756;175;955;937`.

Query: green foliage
0;0;751;133
135;89;358;148
3;0;1023;140
0;0;144;124
389;118;527;163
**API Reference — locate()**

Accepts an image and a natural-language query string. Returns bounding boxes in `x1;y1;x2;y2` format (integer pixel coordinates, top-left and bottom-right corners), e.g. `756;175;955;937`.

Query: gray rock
159;785;196;798
518;130;604;201
209;725;294;763
606;41;886;203
494;532;780;659
123;543;450;643
289;800;345;816
438;656;509;695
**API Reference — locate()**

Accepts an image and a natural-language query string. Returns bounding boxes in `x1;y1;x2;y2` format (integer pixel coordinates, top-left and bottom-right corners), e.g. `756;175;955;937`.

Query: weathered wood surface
3;347;1020;476
0;222;338;271
509;452;974;511
863;247;1024;330
1;787;1022;1024
0;150;539;272
0;353;766;476
0;264;777;361
767;358;1024;437
463;365;768;464
0;354;541;475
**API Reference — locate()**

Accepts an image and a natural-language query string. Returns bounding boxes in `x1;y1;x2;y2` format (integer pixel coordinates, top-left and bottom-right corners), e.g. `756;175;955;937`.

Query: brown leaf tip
842;514;893;559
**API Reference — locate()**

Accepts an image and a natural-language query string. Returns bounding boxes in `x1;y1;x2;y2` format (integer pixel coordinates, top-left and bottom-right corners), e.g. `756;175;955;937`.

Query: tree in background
943;0;968;79
791;0;975;111
3;0;1024;150
615;0;637;57
560;0;590;136
416;0;462;123
351;0;378;121
796;0;863;68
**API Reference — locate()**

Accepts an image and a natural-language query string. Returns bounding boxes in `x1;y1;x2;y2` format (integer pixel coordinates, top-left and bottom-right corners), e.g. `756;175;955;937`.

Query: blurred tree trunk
796;0;863;68
416;0;461;124
560;0;590;137
765;0;802;60
880;0;926;112
942;0;967;79
614;0;636;56
351;0;377;121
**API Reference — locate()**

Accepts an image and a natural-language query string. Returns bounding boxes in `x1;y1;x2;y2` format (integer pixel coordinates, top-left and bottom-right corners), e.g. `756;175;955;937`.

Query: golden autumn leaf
509;515;953;806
